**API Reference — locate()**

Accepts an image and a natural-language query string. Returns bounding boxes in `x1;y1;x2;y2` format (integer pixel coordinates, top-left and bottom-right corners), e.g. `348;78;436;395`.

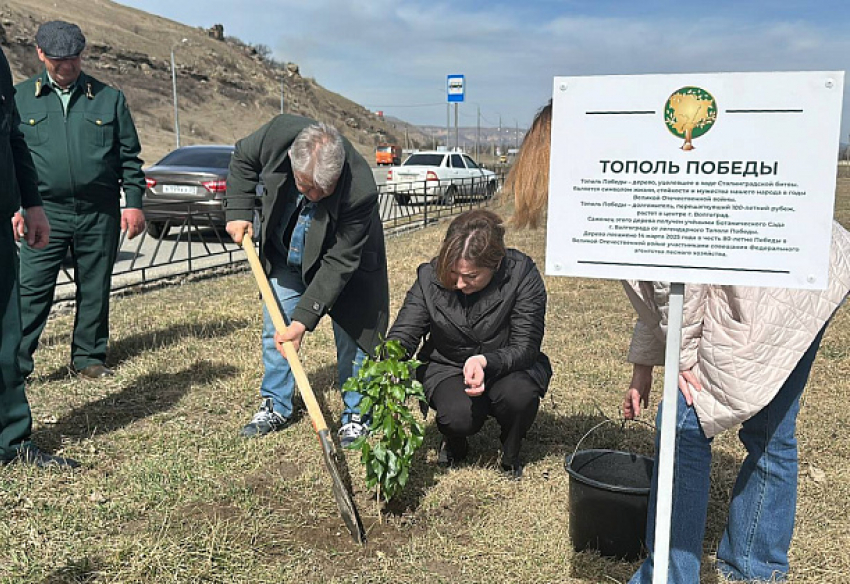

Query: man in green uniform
14;21;146;380
1;44;78;467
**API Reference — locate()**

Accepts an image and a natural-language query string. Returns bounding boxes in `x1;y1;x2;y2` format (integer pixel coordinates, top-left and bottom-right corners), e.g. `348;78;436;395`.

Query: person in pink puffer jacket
622;220;850;583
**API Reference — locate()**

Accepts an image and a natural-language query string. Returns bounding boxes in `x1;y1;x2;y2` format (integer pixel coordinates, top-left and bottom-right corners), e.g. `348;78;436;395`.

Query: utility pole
515;119;519;149
498;115;502;157
476;105;480;160
170;38;188;148
170;48;180;148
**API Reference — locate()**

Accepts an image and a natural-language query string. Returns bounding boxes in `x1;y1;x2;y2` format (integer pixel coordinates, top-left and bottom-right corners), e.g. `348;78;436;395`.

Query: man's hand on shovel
226;220;253;244
274;321;306;356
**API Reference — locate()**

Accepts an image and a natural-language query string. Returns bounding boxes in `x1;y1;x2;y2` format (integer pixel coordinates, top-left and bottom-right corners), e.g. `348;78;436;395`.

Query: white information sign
546;72;844;289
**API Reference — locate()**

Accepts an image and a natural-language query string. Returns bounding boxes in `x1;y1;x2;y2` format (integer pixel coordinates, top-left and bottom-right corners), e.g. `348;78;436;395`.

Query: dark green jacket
0;48;40;218
14;70;145;210
225;114;389;356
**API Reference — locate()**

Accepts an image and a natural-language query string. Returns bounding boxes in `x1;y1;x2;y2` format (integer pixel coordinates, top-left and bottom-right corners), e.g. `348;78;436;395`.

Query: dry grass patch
2;183;848;583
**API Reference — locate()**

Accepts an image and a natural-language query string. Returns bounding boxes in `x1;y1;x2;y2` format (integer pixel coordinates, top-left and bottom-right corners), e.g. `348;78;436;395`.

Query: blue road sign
447;75;465;103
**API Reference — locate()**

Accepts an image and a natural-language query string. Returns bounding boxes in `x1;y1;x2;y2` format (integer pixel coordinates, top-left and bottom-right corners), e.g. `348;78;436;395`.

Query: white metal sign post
654;282;683;583
546;72;843;584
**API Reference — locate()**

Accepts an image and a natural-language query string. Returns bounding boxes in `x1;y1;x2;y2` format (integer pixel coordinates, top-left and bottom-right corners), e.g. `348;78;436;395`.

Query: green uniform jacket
0;49;40;217
225;114;389;356
14;70;145;210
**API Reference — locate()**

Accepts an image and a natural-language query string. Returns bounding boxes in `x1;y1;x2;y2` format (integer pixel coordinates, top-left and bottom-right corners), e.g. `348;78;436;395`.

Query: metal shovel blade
319;429;366;544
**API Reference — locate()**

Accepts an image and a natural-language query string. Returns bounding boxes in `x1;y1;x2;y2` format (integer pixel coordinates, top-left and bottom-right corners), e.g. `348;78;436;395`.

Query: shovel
241;234;367;544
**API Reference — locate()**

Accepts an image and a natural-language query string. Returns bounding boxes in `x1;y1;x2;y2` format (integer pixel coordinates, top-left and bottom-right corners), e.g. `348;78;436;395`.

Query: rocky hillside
1;0;430;164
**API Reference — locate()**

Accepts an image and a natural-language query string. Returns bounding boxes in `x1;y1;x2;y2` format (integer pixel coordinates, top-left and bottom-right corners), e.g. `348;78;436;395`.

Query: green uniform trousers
0;222;33;459
18;205;120;377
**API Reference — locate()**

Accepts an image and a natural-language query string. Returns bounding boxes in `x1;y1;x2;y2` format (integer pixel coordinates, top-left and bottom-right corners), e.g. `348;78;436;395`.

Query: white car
386;151;498;205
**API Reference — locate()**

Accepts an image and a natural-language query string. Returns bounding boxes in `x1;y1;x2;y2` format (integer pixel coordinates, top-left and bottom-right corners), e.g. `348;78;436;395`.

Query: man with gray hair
225;116;389;445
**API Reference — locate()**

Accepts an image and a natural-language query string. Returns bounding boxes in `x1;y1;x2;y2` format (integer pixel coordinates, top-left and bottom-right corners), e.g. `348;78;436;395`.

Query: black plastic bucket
565;429;654;560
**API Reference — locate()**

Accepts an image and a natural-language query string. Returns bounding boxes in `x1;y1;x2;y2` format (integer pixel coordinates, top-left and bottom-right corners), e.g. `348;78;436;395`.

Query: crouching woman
387;209;551;478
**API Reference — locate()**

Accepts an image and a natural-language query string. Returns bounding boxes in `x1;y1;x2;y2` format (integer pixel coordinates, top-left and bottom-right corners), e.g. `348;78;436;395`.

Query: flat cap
35;21;86;59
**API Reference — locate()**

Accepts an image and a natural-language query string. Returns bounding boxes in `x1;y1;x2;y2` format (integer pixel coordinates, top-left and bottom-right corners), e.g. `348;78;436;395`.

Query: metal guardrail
53;208;247;300
52;172;505;299
379;173;502;231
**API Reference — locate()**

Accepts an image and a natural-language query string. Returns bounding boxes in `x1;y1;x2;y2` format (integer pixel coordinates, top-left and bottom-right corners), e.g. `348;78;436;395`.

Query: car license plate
162;185;197;195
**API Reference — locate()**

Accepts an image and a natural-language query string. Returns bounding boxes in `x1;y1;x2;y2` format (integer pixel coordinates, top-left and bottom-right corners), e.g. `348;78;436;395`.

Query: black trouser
429;371;541;466
0;221;33;459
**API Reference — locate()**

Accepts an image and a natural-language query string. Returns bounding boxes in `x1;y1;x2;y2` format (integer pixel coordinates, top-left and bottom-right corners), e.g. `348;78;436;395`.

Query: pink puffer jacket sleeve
622;281;707;370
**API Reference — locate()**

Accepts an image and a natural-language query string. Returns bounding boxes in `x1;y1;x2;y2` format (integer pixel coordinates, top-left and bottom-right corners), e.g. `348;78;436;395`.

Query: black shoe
437;436;468;467
73;364;114;380
4;445;80;469
240;398;292;437
500;458;524;480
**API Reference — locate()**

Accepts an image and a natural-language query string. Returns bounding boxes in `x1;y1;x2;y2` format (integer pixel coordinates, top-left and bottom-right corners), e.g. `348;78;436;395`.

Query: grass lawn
3;180;849;583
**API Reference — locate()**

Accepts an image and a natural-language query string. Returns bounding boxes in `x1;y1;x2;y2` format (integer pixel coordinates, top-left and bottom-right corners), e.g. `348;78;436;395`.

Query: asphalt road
372;166;388;187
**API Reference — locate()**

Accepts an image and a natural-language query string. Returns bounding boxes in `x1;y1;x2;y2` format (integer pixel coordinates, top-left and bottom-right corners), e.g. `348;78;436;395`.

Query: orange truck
375;143;402;166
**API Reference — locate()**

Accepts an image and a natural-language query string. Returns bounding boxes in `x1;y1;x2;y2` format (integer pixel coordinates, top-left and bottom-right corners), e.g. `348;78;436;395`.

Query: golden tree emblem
664;87;718;150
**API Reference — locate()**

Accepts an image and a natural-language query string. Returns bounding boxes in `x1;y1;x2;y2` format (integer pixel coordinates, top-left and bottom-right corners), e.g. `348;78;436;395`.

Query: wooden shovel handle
241;235;329;434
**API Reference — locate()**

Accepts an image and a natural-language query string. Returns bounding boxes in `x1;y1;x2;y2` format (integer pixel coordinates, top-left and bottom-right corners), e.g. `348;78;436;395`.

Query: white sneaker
338;414;369;447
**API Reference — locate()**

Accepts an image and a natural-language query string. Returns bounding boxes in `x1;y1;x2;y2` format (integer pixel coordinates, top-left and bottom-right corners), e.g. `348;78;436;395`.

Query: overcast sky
117;0;850;138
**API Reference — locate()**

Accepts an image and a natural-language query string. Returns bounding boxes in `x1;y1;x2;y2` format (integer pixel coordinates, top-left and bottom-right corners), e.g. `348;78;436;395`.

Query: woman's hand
623;364;653;419
678;368;702;406
463;355;487;396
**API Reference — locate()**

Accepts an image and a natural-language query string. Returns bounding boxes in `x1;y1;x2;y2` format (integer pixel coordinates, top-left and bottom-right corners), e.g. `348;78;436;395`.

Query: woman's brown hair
436;209;506;288
504;100;552;229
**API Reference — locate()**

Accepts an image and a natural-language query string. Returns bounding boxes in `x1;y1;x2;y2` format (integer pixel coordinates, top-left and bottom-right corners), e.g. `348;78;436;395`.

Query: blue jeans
630;327;826;584
260;262;366;422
